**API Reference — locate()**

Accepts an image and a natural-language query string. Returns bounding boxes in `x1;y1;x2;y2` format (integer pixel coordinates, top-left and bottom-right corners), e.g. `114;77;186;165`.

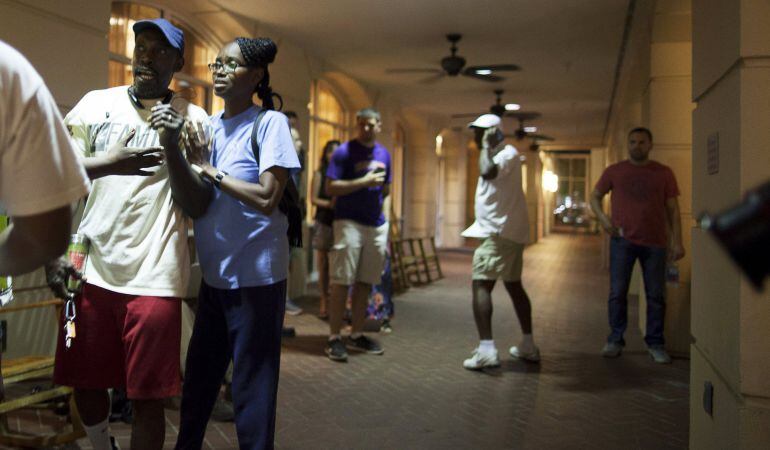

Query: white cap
468;113;502;130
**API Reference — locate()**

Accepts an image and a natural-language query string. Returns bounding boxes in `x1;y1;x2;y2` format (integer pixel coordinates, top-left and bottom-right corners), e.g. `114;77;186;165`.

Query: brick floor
3;233;689;449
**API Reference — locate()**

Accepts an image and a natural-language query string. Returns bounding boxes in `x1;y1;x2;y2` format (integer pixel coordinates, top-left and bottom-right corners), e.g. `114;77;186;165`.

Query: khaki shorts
472;236;524;282
330;220;389;286
311;222;334;251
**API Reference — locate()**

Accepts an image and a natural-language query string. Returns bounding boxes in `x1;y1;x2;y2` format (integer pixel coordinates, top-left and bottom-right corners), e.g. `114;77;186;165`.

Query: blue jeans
608;237;667;348
176;280;286;450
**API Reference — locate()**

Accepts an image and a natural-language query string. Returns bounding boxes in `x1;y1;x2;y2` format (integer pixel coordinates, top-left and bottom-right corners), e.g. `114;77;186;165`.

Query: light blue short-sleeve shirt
194;106;301;289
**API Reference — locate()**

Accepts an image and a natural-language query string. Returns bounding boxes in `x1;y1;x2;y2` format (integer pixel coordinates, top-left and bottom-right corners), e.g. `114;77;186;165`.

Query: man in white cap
461;114;540;370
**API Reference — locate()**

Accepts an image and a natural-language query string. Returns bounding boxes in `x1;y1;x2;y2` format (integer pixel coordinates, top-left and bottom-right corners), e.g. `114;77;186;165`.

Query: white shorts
330;220;389;286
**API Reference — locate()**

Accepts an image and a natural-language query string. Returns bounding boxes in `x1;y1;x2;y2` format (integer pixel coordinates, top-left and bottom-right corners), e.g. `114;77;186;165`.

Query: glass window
556;158;570;177
572;159;586;178
109;3;160;58
108;2;222;114
551;154;591;228
308;81;348;218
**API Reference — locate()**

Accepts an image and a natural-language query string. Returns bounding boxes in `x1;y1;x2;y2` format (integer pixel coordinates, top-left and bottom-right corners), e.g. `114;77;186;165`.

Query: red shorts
53;283;181;399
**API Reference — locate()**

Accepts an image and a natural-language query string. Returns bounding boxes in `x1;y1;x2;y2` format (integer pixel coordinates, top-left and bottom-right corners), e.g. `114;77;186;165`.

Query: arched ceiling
212;0;629;147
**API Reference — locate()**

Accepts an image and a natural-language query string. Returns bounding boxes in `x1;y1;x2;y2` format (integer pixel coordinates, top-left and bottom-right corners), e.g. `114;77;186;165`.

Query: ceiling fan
451;89;519;119
505;111;555;142
386;33;520;83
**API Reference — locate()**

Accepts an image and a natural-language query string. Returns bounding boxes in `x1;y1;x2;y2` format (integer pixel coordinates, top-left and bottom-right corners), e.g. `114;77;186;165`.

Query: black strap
251;109;303;248
127;86;173;110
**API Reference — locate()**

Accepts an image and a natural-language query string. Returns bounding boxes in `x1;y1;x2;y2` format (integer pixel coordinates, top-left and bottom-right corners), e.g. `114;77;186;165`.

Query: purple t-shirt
326;140;391;227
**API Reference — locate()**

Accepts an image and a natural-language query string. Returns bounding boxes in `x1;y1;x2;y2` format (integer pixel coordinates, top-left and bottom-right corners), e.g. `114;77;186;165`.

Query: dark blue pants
608;237;667;348
176;280;286;450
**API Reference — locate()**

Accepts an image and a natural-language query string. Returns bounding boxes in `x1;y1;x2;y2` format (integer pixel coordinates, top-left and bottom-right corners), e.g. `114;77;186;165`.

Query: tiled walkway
5;233;689;449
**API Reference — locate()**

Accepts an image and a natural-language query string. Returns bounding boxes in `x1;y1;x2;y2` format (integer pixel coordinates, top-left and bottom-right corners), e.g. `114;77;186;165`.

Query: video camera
700;180;770;290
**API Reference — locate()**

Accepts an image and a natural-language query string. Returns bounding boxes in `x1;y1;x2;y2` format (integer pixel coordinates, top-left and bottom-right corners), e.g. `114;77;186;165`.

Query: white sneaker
510;344;541;363
463;348;500;370
648;347;672;364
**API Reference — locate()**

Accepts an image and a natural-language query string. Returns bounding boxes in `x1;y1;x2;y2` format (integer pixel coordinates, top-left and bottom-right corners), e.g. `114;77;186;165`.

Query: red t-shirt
594;160;679;248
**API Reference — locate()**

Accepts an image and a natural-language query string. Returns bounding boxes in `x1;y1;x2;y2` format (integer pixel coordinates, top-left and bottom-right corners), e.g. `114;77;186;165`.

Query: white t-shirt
65;86;209;297
462;144;530;244
0;41;89;216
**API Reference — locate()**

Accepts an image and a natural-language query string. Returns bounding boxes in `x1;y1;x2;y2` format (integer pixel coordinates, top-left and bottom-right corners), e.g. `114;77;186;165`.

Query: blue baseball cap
133;18;184;55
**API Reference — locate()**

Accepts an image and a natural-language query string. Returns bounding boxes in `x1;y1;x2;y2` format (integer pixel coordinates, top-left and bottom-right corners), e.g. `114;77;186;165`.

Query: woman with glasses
175;37;300;450
310;139;340;319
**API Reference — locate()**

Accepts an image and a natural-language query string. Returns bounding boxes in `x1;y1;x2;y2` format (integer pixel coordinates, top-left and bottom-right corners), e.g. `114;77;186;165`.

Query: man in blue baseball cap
46;16;212;450
130;18;185;101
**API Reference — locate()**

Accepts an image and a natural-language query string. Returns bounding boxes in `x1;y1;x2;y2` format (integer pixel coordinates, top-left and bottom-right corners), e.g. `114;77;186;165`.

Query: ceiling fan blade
530;134;555;142
419;72;447;84
385;68;443;74
450;112;483;119
504;133;532;142
463;72;504;82
506;111;542;121
465;64;521;73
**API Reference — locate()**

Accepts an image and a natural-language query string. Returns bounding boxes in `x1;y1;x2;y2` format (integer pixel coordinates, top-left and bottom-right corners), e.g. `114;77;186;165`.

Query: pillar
637;0;694;356
690;0;770;448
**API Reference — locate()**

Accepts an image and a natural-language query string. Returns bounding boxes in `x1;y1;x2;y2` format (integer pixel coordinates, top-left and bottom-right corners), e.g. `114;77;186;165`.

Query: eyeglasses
207;61;242;74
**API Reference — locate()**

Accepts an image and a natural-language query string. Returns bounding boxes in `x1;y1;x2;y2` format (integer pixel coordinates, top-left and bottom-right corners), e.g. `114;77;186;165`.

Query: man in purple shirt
324;108;391;361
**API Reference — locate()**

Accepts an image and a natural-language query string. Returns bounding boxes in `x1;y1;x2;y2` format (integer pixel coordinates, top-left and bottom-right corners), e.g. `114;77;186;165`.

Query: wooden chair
398;238;425;286
416;236;443;282
388;240;408;294
0;299;85;448
388;217;425;288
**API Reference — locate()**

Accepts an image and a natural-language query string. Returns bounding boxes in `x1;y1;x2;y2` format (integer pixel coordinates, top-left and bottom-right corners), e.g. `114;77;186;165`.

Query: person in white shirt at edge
461;114;540;370
0;40;90;401
0;41;90;276
43;19;211;450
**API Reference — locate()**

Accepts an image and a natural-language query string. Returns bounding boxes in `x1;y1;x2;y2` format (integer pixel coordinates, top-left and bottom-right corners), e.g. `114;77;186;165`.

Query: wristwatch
213;170;227;188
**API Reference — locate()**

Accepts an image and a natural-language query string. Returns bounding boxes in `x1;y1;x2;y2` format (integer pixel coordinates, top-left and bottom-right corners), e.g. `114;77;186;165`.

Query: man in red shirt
590;127;685;364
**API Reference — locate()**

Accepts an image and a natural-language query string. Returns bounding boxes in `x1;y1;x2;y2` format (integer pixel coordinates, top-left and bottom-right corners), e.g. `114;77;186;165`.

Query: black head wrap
235;37;282;110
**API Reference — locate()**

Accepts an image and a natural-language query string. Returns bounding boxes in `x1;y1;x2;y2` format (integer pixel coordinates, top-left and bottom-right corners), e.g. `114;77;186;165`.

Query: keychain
64;293;77;349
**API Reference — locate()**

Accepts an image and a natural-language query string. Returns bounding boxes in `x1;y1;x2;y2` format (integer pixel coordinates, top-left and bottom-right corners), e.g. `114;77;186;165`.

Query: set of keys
64;293;77;349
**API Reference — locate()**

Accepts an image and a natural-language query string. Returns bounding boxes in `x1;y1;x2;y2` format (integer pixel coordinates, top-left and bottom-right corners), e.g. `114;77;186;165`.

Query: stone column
637;0;694;356
690;0;770;448
438;130;468;248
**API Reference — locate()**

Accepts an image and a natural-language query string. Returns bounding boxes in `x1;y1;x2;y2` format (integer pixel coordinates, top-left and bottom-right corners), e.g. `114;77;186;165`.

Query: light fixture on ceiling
524;126;537;133
505;103;521;111
475;69;492;75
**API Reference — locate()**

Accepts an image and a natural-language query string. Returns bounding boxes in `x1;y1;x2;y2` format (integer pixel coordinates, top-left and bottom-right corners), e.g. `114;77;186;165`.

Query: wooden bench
0;298;85;448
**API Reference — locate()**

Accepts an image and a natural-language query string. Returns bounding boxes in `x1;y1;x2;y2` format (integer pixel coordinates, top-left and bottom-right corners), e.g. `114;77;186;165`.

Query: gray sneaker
325;337;348;362
285;298;303;316
601;342;623;358
346;335;384;355
211;397;235;422
510;345;541;363
648;347;672;364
